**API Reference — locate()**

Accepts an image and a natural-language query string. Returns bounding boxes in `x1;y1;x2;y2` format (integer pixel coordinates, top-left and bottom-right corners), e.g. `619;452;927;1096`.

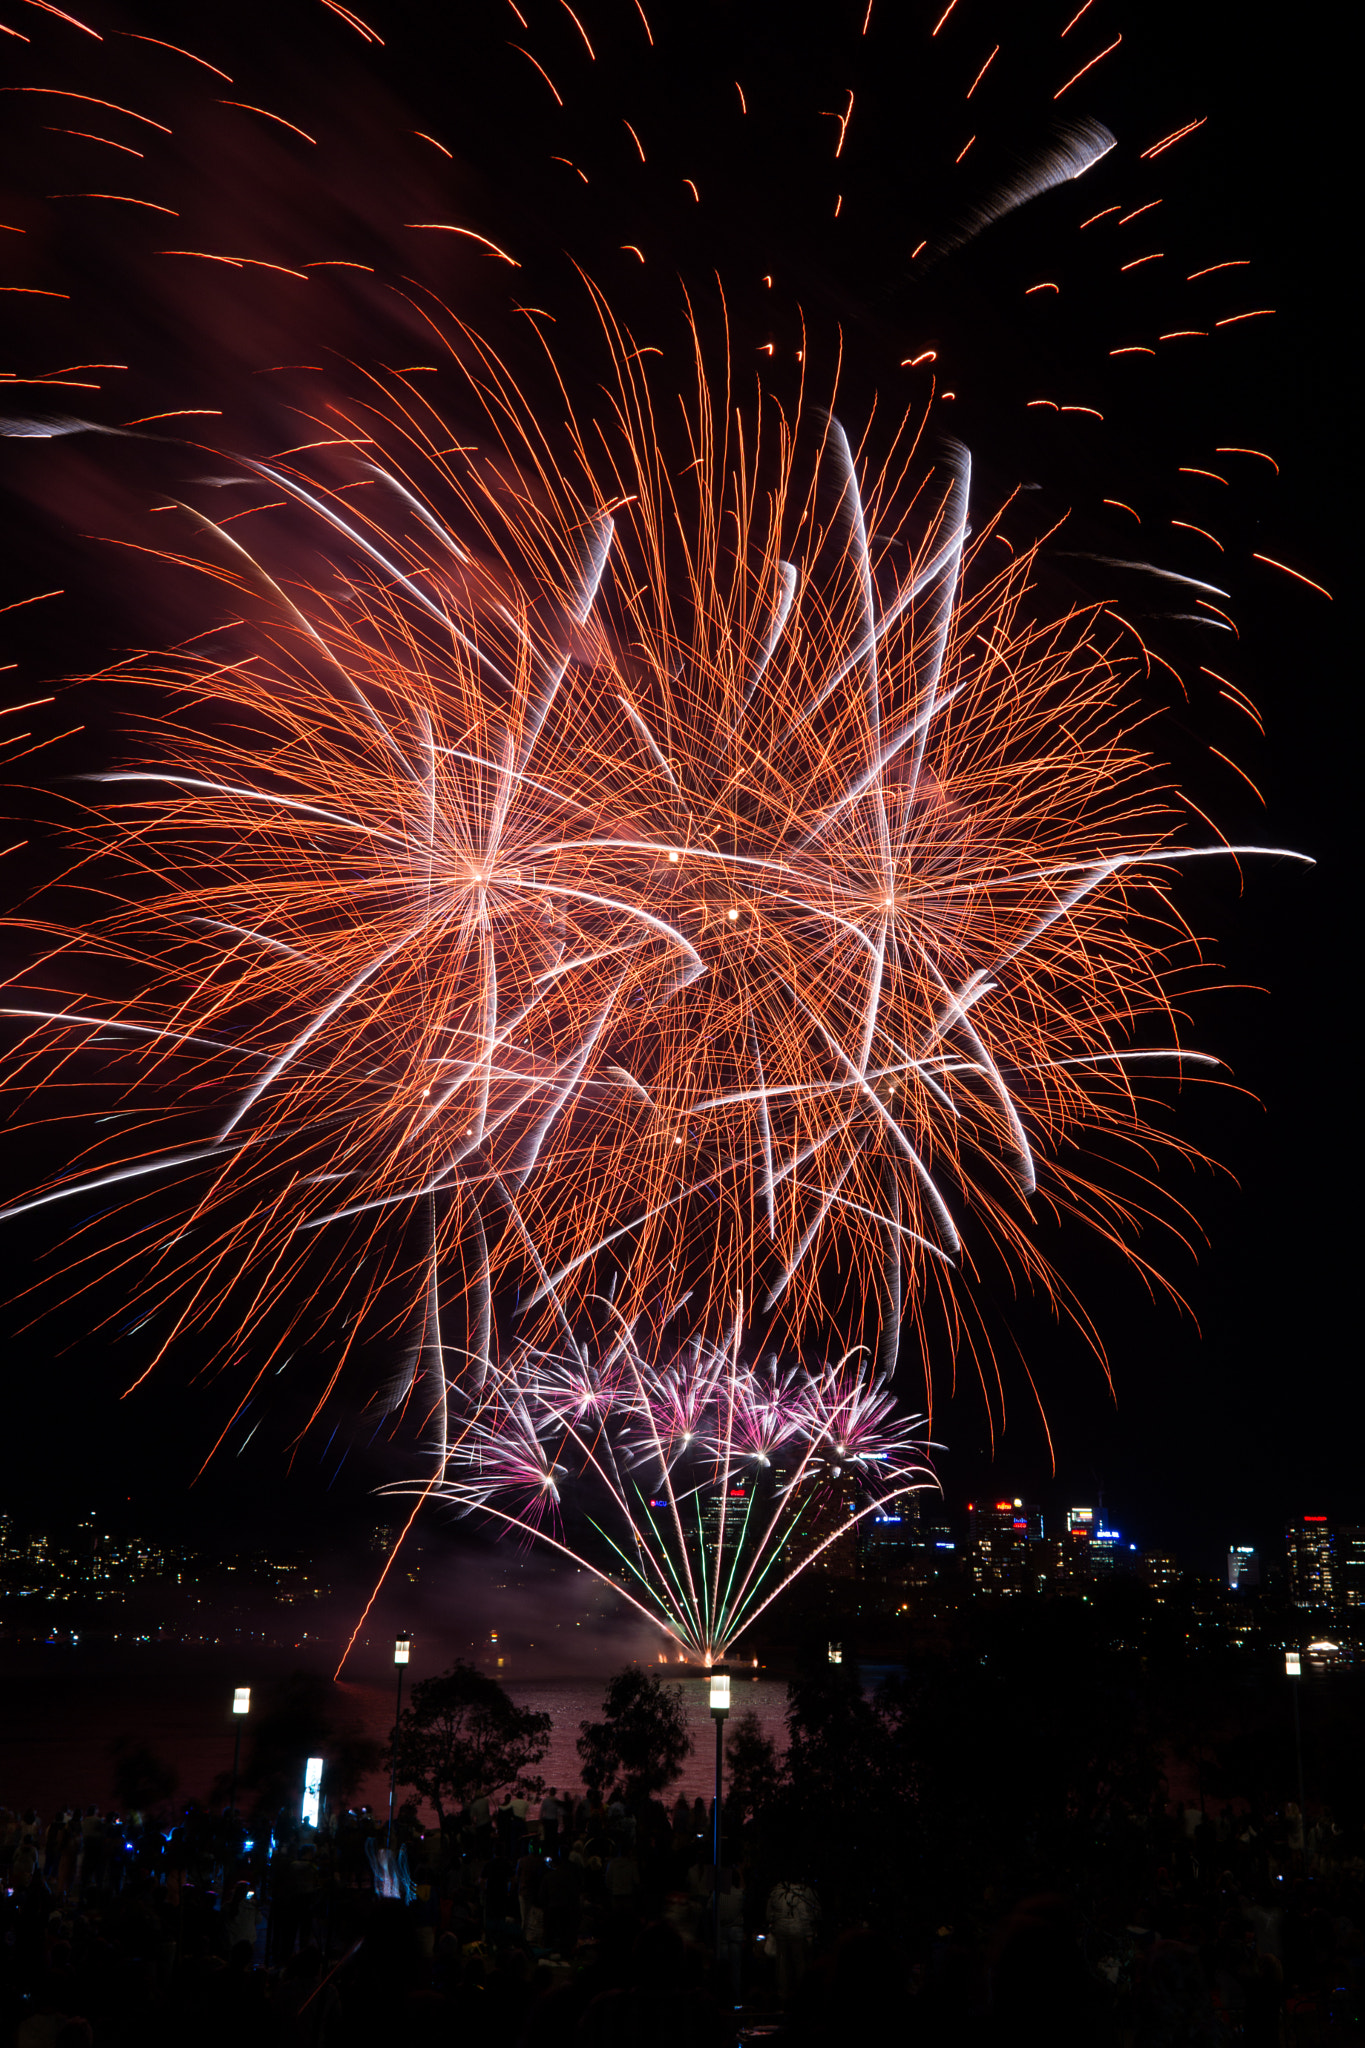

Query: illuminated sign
302;1757;323;1828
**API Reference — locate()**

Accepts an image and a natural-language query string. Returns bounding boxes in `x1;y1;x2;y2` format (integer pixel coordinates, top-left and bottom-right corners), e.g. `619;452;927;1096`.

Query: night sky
0;0;1350;1584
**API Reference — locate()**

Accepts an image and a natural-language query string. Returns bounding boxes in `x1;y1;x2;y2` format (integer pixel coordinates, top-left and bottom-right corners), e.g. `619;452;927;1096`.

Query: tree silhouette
724;1708;780;1827
388;1660;550;1826
108;1737;178;1814
577;1667;693;1800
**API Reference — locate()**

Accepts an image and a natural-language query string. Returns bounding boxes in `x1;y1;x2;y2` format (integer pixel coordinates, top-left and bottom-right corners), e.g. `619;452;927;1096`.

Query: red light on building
1304;1516;1328;1524
994;1500;1013;1512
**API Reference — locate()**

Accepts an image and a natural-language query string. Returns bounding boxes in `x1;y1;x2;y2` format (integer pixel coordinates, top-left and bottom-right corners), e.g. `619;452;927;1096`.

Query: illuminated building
862;1505;915;1571
808;1478;863;1580
1336;1528;1365;1608
1286;1517;1336;1608
1227;1544;1260;1593
861;1491;955;1591
967;1497;1042;1592
1138;1552;1181;1602
701;1477;754;1559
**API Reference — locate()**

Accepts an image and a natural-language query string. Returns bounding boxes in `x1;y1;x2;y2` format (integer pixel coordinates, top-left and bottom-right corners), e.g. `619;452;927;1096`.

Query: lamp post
229;1686;250;1817
1286;1648;1307;1857
388;1635;411;1849
709;1670;730;1968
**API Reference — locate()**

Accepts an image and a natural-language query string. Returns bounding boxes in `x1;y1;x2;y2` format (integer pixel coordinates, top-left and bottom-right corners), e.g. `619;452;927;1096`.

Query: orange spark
1055;36;1121;100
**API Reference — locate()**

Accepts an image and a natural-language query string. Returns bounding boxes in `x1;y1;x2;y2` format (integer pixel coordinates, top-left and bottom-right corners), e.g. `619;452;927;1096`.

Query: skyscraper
968;1498;1041;1592
1286;1518;1336;1607
1335;1528;1365;1608
1227;1545;1260;1592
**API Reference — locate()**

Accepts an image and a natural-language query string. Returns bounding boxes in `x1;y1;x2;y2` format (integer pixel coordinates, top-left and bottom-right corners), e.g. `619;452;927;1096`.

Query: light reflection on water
1;1657;794;1817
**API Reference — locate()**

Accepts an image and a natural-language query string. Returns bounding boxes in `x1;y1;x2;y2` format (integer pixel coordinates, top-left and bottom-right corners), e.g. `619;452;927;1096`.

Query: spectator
539;1786;562;1858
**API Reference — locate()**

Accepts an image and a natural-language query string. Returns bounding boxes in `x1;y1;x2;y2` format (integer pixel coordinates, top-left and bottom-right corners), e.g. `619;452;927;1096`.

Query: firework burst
0;290;1306;1458
428;1315;935;1665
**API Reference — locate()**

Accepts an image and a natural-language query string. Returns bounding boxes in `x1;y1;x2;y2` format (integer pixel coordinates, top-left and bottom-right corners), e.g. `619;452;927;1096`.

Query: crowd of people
3;1766;1364;2041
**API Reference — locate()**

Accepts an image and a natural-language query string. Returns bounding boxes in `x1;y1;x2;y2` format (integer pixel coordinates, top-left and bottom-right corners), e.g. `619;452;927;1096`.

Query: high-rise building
968;1497;1042;1592
1286;1518;1336;1607
1138;1551;1181;1602
862;1504;917;1573
1227;1544;1260;1592
700;1476;755;1559
1336;1528;1365;1608
1058;1505;1094;1577
870;1492;957;1590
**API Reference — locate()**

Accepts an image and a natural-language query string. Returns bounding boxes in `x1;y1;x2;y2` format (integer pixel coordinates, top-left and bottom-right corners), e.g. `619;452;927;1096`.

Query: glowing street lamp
388;1634;412;1848
228;1685;250;1817
709;1671;731;1964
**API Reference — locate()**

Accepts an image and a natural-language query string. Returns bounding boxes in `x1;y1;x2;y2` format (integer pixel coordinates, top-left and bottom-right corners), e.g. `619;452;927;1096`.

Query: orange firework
0;282;1307;1459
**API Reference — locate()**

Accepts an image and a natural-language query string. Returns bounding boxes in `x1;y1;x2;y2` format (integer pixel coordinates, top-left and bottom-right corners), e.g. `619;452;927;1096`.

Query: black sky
0;0;1351;1577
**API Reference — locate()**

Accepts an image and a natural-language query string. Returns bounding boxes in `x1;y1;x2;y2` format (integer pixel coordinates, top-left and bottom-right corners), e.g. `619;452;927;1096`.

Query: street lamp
1286;1647;1307;1857
709;1671;730;1967
388;1635;411;1848
229;1685;250;1817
